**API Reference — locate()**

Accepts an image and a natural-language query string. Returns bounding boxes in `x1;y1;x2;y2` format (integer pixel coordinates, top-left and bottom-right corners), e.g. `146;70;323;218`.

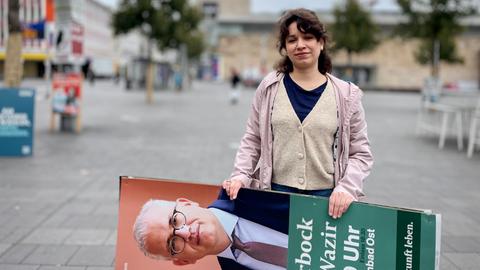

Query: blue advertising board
0;88;35;156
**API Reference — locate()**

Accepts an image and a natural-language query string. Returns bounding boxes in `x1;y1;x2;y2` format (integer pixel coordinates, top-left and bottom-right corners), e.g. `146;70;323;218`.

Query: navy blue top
211;188;291;270
283;73;328;123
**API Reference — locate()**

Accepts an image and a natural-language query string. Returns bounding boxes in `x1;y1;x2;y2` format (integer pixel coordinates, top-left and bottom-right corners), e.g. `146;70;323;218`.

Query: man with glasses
133;194;289;270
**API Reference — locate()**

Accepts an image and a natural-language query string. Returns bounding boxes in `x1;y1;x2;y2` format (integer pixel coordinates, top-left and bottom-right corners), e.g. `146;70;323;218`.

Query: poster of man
115;176;291;270
115;176;440;270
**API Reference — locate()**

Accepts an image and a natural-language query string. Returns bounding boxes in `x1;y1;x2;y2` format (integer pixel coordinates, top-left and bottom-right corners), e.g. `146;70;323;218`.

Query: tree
331;0;379;69
396;0;477;78
112;0;204;103
4;0;23;87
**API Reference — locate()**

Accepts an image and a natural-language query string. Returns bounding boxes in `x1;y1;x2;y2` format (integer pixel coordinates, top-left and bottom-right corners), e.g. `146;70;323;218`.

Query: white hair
133;199;175;260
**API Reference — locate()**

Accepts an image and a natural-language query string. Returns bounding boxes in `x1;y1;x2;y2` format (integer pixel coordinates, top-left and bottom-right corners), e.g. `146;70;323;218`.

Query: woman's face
285;21;323;71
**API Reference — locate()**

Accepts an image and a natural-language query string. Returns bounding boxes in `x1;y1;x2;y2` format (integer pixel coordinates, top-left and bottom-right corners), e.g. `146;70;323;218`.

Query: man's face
144;198;226;265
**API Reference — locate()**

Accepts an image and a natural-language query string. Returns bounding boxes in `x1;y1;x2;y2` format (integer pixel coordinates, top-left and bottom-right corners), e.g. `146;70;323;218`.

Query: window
332;65;375;88
202;2;218;19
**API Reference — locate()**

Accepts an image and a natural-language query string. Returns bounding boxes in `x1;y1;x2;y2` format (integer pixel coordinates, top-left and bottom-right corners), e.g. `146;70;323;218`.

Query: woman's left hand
222;179;244;200
328;191;354;219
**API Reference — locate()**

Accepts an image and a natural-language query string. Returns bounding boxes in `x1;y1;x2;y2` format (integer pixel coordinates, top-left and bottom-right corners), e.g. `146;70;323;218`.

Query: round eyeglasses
168;205;187;256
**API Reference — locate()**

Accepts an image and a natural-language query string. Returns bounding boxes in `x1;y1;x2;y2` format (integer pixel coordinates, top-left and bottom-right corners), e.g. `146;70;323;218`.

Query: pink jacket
230;71;373;200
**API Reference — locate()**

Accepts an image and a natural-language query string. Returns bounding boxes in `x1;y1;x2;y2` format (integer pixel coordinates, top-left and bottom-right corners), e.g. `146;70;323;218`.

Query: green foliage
112;0;204;59
331;0;379;60
184;31;205;60
396;0;476;66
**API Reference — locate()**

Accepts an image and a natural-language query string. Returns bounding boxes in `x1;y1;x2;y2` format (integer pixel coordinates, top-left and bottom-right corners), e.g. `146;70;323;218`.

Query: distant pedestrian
230;68;241;104
81;58;95;86
114;66;120;85
174;70;183;91
81;58;90;79
124;66;132;90
223;8;373;220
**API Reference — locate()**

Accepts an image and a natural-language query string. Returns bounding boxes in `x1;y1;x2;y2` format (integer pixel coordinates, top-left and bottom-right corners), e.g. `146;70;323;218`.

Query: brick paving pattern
0;79;479;269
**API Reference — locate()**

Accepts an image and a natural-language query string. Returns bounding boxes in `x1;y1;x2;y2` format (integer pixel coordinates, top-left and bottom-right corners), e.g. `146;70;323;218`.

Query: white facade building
83;0;115;77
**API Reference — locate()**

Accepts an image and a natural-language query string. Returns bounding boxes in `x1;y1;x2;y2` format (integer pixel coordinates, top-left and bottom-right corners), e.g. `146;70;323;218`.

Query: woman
223;8;373;220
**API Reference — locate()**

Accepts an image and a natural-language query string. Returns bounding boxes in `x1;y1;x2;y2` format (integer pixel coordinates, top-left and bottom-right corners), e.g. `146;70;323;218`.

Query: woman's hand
328;191;354;219
222;179;245;200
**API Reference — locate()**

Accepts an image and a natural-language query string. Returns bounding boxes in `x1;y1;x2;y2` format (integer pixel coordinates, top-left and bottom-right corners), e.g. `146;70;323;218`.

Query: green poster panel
288;195;439;270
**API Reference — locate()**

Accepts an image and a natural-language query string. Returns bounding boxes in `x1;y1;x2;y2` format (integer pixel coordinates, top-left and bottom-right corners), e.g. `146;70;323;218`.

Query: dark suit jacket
208;188;291;270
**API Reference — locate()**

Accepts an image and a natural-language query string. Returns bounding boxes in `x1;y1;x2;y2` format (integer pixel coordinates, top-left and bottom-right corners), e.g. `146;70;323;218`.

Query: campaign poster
116;177;440;270
115;176;222;270
288;195;440;269
0;88;35;156
51;73;82;115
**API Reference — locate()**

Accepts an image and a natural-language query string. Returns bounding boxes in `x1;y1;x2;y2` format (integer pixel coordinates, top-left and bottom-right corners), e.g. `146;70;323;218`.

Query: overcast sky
252;0;399;12
97;0;400;12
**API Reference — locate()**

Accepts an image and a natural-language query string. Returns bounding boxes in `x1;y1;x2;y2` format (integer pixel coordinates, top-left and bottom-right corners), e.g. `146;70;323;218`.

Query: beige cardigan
230;71;373;200
271;78;337;190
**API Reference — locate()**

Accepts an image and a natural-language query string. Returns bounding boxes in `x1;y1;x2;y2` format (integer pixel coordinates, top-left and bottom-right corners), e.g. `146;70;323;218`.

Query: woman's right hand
222;179;245;200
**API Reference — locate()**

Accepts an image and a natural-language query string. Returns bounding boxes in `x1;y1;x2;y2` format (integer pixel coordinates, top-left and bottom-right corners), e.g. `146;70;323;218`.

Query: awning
0;52;48;61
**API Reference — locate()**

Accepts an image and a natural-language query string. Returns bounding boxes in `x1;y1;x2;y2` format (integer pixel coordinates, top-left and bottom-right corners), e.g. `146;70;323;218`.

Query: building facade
82;0;115;77
1;0;178;88
200;0;480;90
0;0;54;78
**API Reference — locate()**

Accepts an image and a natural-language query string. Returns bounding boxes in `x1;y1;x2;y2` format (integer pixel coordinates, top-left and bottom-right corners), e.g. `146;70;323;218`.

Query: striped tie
232;233;288;268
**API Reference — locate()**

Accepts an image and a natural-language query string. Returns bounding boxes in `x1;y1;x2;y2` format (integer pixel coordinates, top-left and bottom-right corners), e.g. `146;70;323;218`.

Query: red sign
46;0;55;22
52;73;82;98
70;23;84;56
51;73;82;115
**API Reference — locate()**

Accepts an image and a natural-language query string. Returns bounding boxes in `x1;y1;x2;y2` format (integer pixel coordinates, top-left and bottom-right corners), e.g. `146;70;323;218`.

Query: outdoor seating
416;78;479;150
416;99;465;150
467;99;480;158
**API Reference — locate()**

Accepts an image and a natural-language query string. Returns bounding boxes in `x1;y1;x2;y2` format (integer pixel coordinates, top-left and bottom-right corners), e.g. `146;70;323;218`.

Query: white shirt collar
209;208;238;260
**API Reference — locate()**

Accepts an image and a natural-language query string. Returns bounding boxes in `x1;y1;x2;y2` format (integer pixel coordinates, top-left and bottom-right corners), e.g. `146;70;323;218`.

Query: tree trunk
179;43;188;91
347;50;353;69
146;39;154;104
346;50;353;81
146;62;154;103
431;39;440;78
4;0;23;87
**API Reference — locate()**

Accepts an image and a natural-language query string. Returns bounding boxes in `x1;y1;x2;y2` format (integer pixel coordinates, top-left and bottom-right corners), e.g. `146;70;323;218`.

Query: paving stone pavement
0;79;479;269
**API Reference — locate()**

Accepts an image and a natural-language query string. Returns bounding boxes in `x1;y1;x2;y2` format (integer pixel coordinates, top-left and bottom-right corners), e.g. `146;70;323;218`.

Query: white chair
416;101;464;150
467;99;480;158
416;78;465;150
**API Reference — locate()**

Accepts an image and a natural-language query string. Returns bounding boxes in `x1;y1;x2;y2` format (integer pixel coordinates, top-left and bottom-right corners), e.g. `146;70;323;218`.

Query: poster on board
115;176;440;270
0;88;35;156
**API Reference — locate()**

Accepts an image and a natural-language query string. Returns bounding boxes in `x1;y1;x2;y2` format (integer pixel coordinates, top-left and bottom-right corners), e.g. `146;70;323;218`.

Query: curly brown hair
275;8;332;74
